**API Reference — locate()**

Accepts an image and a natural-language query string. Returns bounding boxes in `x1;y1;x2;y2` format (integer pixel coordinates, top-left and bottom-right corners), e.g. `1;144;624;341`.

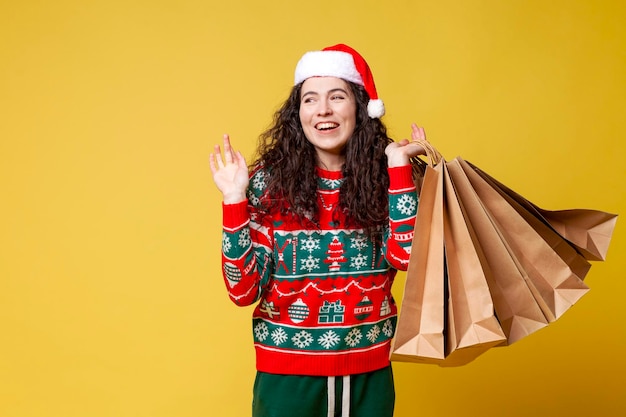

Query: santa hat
294;44;385;119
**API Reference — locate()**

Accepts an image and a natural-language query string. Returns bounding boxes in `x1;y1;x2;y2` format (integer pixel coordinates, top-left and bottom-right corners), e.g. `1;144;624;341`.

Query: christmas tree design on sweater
221;165;417;376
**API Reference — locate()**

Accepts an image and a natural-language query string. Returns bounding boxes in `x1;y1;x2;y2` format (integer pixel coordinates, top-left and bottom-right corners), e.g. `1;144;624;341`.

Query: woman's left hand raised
385;123;428;167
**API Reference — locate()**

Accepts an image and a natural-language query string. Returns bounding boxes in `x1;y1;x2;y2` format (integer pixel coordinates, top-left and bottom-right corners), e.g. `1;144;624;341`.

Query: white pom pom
367;99;385;118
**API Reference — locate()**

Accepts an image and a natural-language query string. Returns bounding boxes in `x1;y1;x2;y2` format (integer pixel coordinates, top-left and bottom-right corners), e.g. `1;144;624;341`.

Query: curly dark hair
252;80;423;233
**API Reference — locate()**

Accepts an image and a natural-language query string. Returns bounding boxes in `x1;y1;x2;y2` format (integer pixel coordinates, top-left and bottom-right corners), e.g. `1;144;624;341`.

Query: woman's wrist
222;192;247;205
386;155;411;168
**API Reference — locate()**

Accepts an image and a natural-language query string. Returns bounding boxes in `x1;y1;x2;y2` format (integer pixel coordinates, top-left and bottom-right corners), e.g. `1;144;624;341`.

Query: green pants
252;366;395;417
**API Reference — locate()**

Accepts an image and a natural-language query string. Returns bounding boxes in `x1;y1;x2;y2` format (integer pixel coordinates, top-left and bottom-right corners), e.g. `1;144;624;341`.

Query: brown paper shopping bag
531;209;617;262
439;163;507;366
392;140;616;366
458;158;589;322
393;160;508;366
391;163;446;363
445;159;549;344
471;163;592;281
464;161;618;262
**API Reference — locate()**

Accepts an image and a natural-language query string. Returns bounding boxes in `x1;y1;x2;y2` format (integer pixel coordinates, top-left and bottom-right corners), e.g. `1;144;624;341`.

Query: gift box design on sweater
319;300;345;323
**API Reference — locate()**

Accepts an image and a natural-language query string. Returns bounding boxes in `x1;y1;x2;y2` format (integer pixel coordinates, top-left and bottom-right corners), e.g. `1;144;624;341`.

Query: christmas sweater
221;165;417;376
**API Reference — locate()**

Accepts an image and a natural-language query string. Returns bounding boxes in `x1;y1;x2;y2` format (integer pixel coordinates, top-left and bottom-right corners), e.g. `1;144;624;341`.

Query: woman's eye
331;95;344;100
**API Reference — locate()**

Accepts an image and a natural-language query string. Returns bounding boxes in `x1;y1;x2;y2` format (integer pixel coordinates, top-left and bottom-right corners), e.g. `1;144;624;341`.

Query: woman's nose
318;100;332;116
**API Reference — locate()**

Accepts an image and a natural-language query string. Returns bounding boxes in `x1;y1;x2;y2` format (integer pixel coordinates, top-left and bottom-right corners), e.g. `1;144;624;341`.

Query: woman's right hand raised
209;134;250;204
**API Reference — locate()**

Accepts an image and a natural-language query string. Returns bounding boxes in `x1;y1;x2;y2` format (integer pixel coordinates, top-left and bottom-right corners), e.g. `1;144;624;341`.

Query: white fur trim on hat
294;50;363;86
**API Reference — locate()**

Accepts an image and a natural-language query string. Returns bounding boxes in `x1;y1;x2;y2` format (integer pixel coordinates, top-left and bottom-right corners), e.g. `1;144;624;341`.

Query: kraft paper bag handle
413;139;443;166
410;140;442;196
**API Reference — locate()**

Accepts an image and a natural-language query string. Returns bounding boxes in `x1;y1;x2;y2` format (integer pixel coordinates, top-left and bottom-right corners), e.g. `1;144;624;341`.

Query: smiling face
299;76;357;170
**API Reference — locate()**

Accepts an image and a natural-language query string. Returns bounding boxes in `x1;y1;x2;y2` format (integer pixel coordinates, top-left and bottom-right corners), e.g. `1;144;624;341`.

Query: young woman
210;44;428;417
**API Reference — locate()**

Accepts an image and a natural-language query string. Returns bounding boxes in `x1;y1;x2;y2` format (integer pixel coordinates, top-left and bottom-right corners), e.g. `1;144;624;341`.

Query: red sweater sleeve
221;197;274;306
385;165;418;270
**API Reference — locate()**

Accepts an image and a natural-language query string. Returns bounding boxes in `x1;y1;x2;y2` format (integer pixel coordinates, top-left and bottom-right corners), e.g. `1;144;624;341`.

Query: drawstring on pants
327;376;350;417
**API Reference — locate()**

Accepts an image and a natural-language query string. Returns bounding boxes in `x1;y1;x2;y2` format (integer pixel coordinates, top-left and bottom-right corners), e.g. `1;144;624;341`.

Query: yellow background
1;0;624;416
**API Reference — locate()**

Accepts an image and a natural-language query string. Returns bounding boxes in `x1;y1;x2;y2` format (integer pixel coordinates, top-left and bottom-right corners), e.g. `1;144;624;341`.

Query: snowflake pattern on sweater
221;165;417;376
